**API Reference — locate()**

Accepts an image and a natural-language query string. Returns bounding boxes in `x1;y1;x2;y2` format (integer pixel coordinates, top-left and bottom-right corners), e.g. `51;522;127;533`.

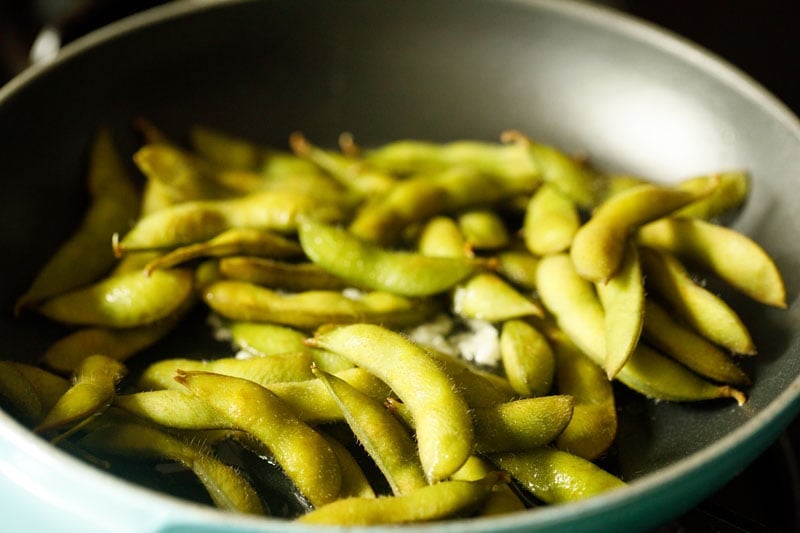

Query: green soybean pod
595;242;645;379
547;326;617;460
218;257;351;292
450;456;526;516
203;281;439;330
80;410;265;515
424;350;517;408
471;395;574;453
114;390;228;430
0;362;43;424
453;273;544;323
174;370;342;508
10;363;71;419
298;218;480;297
137;352;315;391
637;217;786;308
308;324;473;482
495;249;540;291
488;447;625;504
643;299;751;386
35;354;127;435
143;228;303;274
458;209;510;251
224;321;353;373
571;181;716;283
37;268;194;328
639;246;756;355
417;216;471;258
314;367;428;496
536;254;746;404
674;171;749;220
523;183;580;255
296;473;503;525
499;319;555;397
15;128;140;312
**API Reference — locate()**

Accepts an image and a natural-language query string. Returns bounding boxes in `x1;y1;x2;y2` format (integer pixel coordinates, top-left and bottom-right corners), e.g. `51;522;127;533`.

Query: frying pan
1;0;799;531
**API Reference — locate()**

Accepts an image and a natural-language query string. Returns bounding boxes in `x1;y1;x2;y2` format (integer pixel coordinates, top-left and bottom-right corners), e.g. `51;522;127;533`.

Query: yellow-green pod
35;355;127;435
133;143;236;203
15;128;140;312
488;447;625;504
189;125;266;170
643;299;751;386
217;257;351;292
114;390;228;430
548;327;617;460
458;209;510;251
174;371;342;508
296;473;504;525
495;249;540;291
309;324;473;482
137;352;316;391
143;228;303;274
314;367;428;496
471;395;574;453
536;254;746;404
42;293;193;373
298;218;481;297
203;281;439;330
289;132;395;197
595;242;645;379
222;321;353;372
523;183;580;255
37;268;194;328
502;130;603;209
115;190;347;254
321;433;376;499
453;273;543;322
417;216;471;258
570;181;717;283
80;410;265;515
425;350;517;408
450;456;526;516
0;362;43;424
674;171;749;220
10;363;71;418
637;217;786;308
499;319;555;397
639;246;756;355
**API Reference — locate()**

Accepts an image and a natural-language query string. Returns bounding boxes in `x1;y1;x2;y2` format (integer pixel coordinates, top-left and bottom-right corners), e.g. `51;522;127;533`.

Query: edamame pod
417;216;471;258
298;218;480;297
488;447;625;504
80;409;265;515
296;473;504;525
115;190;347;254
639;246;756;355
203;281;439;330
643;299;751;386
471;395;574;453
523;183;580;255
143;228;303;274
637;217;786;308
15;128;140;312
571;181;717;282
35;355;127;435
453;273;543;322
115;390;228;429
0;362;43;424
596;243;645;379
458;209;510;251
137;352;316;391
536;254;746;404
674;171;749;220
223;321;353;372
217;257;351;292
10;363;71;419
37;268;194;328
314;367;428;496
499;319;555;397
495;249;540;291
174;371;342;507
450;456;526;516
308;324;473;482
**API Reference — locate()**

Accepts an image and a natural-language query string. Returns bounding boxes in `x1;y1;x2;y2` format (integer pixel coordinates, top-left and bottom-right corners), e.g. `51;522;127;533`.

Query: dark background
0;0;799;530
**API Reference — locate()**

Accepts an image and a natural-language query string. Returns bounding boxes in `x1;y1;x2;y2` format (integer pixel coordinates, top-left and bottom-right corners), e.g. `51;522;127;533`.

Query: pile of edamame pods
0;120;786;524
